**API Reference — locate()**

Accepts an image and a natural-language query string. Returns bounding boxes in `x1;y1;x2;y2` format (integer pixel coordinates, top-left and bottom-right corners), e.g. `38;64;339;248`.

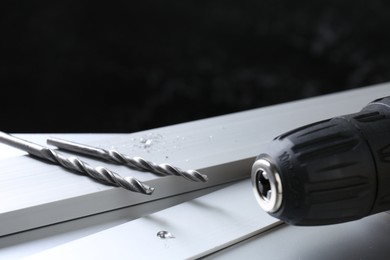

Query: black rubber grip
261;96;390;225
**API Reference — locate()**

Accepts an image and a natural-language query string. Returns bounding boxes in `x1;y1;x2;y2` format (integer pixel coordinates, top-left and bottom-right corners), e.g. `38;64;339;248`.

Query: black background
1;1;390;133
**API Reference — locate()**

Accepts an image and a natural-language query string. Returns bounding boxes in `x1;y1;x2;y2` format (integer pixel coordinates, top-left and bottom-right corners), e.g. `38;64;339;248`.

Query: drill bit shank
0;132;154;195
47;137;208;183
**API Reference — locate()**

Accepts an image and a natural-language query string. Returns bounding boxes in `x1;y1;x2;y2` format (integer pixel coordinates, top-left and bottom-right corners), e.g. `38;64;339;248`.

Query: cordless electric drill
252;96;390;225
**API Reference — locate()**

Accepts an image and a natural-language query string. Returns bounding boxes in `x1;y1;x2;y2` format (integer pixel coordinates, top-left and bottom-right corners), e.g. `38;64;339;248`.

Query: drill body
252;97;390;225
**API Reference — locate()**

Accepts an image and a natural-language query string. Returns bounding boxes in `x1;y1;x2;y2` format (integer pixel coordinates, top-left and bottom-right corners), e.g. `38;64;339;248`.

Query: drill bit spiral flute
47;137;208;183
0;132;154;195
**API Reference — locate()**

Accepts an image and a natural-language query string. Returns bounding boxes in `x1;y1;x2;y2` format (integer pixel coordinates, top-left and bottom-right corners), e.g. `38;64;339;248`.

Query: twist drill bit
0;132;154;195
47;137;208;183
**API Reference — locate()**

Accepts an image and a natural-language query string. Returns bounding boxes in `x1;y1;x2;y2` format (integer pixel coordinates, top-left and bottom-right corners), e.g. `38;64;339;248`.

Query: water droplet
144;139;152;148
209;135;213;140
157;231;175;239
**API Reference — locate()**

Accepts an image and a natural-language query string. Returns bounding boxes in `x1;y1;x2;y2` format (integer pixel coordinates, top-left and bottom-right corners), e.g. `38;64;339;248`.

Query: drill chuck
252;96;390;225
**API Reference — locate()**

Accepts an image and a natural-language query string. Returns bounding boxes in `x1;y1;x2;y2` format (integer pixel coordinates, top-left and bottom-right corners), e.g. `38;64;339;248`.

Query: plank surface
205;211;390;260
1;83;389;236
0;184;229;259
25;180;282;260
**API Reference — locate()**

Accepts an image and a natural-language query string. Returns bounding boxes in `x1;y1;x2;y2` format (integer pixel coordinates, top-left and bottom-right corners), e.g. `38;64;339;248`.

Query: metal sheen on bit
0;132;154;195
47;137;208;183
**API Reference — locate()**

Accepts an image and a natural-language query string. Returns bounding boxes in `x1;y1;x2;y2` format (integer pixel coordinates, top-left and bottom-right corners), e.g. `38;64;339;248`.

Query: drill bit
47;137;208;183
0;132;154;195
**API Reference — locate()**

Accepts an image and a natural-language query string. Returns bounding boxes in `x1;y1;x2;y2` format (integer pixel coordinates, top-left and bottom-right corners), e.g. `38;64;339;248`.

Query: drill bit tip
124;176;155;195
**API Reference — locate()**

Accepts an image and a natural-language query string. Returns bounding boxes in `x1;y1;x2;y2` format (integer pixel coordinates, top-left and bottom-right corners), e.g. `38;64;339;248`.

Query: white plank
203;212;390;260
0;184;229;259
25;180;282;260
1;83;389;236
